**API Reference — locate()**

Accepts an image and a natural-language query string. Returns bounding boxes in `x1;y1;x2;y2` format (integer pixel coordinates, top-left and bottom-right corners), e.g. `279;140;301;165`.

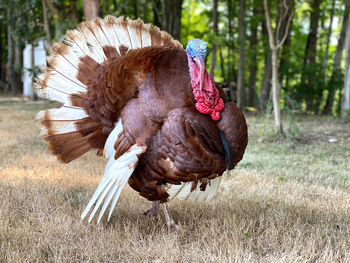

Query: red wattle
211;111;220;121
192;76;224;121
195;101;211;114
188;55;225;121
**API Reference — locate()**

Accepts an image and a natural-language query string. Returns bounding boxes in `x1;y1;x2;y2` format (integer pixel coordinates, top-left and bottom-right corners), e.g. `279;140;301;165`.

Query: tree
209;0;218;79
237;0;246;110
324;2;350;115
248;2;261;107
321;0;336;79
42;0;52;48
6;6;16;94
342;0;350;119
259;25;273;110
44;0;79;39
304;0;321;66
226;0;237;84
302;0;321;112
264;0;294;133
83;0;101;21
134;0;140;19
151;0;161;27
161;0;183;40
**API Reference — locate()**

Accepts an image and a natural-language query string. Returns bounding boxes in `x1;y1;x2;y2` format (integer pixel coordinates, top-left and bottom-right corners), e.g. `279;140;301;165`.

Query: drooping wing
81;118;146;224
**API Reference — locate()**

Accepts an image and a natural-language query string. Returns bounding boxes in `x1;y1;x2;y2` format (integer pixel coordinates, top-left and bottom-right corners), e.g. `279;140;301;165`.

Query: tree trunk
313;0;335;113
303;0;321;112
6;7;14;93
264;0;294;133
342;2;350;119
259;18;272;110
161;0;183;40
321;0;335;78
69;0;79;23
83;0;101;21
279;31;291;95
227;0;237;83
260;51;272;109
44;0;62;39
142;0;148;21
25;38;36;99
304;0;321;66
42;0;52;48
277;0;293;94
152;0;161;28
219;49;225;80
0;18;4;85
248;4;259;107
134;0;140;19
237;0;246;110
271;49;282;132
13;38;23;95
260;0;293;110
323;3;350;114
209;0;218;79
6;7;22;95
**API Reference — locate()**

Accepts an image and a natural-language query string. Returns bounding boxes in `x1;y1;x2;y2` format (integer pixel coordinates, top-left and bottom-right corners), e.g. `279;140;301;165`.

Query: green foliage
296;63;326;113
4;0;44;42
0;0;348;115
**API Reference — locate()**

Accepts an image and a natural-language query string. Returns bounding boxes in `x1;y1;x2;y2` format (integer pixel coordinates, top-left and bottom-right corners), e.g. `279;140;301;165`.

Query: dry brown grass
0;101;349;263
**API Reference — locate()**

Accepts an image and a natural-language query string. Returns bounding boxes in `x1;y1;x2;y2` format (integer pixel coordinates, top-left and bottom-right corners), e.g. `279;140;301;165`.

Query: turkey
36;16;248;230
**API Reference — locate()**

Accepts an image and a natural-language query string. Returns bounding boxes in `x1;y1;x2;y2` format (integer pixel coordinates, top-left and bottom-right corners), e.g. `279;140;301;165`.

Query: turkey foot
161;203;179;231
143;201;159;217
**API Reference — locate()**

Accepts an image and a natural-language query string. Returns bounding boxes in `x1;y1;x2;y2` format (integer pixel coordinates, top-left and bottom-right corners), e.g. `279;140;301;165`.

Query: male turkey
36;16;248;230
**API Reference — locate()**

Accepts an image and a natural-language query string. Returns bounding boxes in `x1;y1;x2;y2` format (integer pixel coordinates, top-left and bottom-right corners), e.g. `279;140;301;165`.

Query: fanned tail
36;16;182;163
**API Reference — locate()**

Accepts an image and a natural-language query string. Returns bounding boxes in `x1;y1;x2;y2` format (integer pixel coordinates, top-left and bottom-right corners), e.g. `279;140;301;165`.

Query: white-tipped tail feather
36;106;89;137
36;15;182;117
166;176;222;202
81;120;146;223
36;16;181;163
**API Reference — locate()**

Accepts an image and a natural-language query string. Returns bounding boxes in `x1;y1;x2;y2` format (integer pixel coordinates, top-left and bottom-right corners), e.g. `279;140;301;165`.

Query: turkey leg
143;201;159;217
161;203;179;231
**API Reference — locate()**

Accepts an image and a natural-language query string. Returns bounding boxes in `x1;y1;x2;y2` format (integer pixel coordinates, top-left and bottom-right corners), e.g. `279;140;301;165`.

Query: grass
0;101;349;262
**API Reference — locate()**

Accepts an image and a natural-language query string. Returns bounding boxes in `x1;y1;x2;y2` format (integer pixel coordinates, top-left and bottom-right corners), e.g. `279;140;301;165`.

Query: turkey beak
194;57;205;91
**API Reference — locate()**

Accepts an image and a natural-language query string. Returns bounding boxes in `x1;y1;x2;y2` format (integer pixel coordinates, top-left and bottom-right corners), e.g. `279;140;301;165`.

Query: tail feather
36;16;181;163
65;29;97;60
126;18;144;49
110;17;133;50
37;107;89;136
46;51;86;89
47;133;93;163
166;176;222;202
77;21;108;62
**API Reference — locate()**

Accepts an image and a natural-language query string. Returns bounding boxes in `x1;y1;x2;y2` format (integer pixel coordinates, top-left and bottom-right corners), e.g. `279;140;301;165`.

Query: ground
0;100;349;262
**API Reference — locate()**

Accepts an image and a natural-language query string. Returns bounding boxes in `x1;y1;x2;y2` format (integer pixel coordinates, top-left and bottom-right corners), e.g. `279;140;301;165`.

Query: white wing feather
81;120;145;223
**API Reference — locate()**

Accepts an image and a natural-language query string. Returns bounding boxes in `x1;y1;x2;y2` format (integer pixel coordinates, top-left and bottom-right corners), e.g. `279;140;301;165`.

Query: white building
23;40;47;97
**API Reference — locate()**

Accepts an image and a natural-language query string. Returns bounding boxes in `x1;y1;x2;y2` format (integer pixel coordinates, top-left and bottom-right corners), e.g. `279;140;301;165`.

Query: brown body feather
85;47;246;201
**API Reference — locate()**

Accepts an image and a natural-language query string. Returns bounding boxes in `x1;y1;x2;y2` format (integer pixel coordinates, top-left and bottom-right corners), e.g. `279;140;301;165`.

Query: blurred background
0;0;349;120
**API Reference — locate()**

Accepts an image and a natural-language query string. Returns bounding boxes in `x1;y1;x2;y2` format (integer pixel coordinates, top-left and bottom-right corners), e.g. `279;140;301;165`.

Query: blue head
186;39;207;90
186;39;224;121
186;39;207;59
